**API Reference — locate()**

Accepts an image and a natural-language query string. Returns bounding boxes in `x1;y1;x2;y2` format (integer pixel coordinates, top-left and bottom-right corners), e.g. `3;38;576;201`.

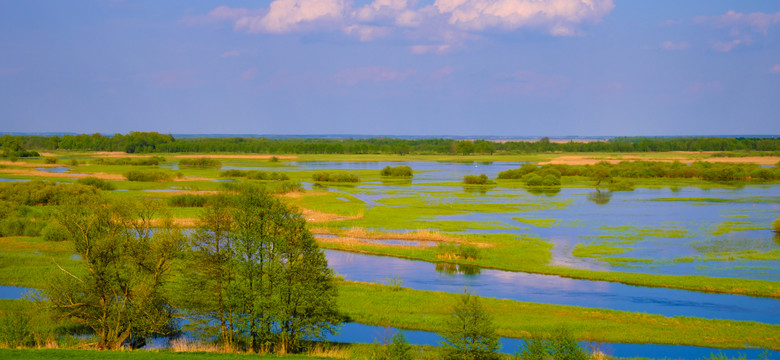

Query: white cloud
694;10;780;35
433;0;614;34
185;0;616;52
660;41;689;51
771;64;780;74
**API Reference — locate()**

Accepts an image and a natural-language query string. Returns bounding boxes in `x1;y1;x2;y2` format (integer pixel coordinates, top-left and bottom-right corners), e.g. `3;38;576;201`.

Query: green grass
0;349;323;359
0;236;78;288
338;281;780;350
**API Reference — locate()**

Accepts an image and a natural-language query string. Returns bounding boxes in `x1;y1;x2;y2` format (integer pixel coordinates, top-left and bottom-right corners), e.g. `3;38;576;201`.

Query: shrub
91;156;164;166
388;331;413;360
44;157;58;164
168;194;209;207
312;172;359;183
541;175;561;187
436;243;481;260
77;177;116;191
275;181;303;194
608;179;635;192
220;169;246;177
178;157;222;168
515;328;588;360
42;221;70;241
124;170;174;182
523;174;544;186
381;166;413;177
463;174;491;185
773;217;780;233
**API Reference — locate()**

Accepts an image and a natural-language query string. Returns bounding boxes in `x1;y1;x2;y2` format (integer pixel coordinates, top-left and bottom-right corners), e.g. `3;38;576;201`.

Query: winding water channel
325;250;780;324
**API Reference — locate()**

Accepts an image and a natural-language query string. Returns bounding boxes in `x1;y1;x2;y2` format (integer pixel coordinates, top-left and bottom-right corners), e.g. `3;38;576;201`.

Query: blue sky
1;0;779;136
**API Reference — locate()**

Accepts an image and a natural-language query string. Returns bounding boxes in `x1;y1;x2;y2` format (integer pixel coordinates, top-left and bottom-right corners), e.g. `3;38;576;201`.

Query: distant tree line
7;132;780;155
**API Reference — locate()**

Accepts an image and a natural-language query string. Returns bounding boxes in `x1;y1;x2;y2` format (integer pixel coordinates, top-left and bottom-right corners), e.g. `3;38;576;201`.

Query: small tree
515;327;588;360
388;331;414;360
440;291;499;360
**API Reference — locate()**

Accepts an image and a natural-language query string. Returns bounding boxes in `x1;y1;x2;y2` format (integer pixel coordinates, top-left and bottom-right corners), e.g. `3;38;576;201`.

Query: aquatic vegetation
313;172;360;183
711;221;765;236
381;165;413;177
513;218;558;228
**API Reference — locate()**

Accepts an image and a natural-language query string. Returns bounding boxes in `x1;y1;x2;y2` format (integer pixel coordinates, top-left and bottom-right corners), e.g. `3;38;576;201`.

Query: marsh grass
338;281;780;350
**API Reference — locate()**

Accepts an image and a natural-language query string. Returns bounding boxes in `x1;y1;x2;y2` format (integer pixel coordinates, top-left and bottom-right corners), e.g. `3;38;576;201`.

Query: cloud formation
185;0;615;51
694;10;780;35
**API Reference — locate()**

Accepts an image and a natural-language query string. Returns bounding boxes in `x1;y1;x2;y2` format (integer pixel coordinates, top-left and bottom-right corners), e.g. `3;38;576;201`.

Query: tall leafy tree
176;194;237;349
44;195;181;350
180;186;340;353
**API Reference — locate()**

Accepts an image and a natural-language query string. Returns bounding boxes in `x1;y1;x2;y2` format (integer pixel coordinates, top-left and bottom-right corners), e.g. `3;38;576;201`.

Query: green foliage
220;169;290;181
1;135;39;158
43;157;58;164
312;172;360;183
91;156;165;166
178;157;222;168
440;291;499;360
41;221;69;242
436;243;481;260
124;170;174;182
178;187;340;353
514;328;588;360
167;194;209;207
44;195;183;350
7;133;780;155
388;331;414;360
463;174;492;185
77;177;116;191
773;217;780;233
0;180;97;206
381;166;413;177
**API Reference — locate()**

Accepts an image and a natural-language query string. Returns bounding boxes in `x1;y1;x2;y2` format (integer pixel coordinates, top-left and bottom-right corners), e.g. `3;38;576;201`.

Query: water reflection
587;190;612;205
527;187;561;197
435;263;481;275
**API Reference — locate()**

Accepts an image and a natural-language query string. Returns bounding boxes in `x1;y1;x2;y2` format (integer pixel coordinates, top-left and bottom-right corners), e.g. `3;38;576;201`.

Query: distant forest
4;132;780;155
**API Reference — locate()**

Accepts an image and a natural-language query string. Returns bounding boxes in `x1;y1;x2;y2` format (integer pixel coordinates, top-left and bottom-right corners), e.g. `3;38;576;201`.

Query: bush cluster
463;174;492;185
220;169;290;181
0;180;96;206
498;161;780;183
380;165;413;177
436;243;481;260
168;194;209;207
178;157;222;168
312;172;360;183
77;177;116;191
91;156;165;166
124;170;175;182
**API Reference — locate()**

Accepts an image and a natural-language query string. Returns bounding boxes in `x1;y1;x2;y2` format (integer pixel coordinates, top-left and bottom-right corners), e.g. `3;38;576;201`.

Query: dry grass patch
0;168;125;180
301;209;363;223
